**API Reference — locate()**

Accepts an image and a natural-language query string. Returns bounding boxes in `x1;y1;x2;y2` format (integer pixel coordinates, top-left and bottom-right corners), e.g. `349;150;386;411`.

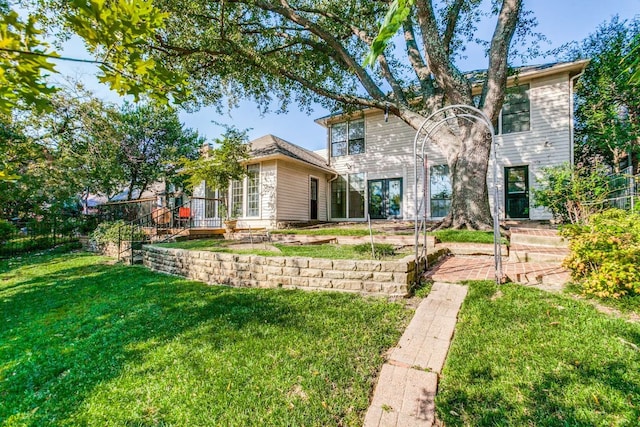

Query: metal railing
98;198;158;222
0;215;98;259
116;197;223;263
583;167;639;212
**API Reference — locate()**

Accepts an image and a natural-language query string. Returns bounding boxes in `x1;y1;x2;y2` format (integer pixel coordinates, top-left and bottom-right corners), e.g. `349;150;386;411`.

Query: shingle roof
249;134;333;172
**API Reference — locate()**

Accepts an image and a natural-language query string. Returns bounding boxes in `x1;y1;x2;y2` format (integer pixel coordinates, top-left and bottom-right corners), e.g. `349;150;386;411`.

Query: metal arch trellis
413;104;503;285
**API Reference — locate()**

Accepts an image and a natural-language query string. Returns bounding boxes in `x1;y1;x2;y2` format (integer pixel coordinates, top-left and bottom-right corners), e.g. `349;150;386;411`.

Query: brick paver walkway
425;255;570;289
364;282;467;427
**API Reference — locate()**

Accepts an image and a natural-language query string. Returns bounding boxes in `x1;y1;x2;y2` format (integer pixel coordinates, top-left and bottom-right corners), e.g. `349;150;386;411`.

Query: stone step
509;228;568;248
508;245;569;263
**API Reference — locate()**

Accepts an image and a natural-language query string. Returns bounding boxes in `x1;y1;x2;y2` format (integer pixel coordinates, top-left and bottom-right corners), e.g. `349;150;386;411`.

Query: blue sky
51;1;639;151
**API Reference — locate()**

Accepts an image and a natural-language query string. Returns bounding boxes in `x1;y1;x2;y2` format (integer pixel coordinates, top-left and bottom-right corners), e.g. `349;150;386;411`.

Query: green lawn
0;252;412;426
437;280;640;426
158;239;409;260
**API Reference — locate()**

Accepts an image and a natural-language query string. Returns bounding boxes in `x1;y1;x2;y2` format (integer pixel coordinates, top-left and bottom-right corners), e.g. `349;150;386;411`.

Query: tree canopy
572;17;640;173
74;0;530;229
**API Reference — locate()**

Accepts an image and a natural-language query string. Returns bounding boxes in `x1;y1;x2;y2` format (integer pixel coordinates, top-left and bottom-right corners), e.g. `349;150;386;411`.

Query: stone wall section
143;246;447;296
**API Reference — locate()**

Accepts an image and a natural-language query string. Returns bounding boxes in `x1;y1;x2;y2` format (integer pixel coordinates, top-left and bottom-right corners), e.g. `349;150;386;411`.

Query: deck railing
116;197;223;263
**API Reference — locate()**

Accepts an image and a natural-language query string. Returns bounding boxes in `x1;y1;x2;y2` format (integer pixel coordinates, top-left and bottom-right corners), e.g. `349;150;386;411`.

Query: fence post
632;175;636;213
52;215;57;247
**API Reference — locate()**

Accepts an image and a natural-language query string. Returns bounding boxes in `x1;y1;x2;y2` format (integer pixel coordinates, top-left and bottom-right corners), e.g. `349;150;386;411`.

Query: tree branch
442;0;464;56
403;17;434;98
255;0;386;101
481;0;523;121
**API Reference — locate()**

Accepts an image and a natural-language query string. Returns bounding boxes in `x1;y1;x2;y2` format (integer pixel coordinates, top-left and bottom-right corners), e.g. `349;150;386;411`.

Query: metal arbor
413;104;503;284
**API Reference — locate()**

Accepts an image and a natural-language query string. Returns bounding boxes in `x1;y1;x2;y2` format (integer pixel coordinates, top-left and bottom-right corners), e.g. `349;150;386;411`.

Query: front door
368;178;403;219
505;166;529;219
310;178;318;220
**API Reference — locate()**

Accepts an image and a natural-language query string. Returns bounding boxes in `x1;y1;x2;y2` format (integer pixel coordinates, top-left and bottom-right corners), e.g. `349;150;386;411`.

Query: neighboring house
315;60;589;222
192;134;335;229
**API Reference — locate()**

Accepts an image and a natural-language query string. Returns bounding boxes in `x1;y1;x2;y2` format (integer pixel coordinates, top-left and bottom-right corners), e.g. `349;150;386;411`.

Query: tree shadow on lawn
436;283;640;426
1;255;379;425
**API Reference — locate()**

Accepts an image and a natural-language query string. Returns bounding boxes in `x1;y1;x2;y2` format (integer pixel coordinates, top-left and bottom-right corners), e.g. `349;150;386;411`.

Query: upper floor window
331;120;365;157
498;84;530;134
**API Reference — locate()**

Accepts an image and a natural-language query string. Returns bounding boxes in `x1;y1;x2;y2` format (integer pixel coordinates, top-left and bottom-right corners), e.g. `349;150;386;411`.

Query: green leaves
363;0;414;67
65;0;189;103
0;10;58;115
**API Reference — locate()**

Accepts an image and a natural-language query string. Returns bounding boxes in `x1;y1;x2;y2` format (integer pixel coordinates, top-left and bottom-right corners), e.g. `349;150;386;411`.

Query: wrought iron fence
0;215;98;259
97;198;158;222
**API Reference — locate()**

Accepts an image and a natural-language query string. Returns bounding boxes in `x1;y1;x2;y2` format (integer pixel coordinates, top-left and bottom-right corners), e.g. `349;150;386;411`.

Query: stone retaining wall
143;246;448;296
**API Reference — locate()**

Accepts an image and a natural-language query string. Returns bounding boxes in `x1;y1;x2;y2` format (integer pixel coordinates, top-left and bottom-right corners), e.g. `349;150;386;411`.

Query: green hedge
561;209;640;298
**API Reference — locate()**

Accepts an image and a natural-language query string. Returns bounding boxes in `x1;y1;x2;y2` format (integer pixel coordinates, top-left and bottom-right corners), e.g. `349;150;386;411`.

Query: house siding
275;160;329;222
325;72;574;221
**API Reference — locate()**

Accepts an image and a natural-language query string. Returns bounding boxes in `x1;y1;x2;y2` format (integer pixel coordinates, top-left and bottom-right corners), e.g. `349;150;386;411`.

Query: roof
249;134;334;173
315;59;589;126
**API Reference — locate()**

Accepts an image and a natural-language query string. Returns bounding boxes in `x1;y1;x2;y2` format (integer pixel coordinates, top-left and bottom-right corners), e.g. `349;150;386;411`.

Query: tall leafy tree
113;102;204;200
46;0;533;229
572;17;640;173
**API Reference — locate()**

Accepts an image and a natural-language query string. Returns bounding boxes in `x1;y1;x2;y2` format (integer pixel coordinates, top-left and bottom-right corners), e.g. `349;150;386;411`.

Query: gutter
569;68;585;166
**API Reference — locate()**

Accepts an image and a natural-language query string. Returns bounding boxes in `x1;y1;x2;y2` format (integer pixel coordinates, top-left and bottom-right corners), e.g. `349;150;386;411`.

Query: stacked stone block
142;246;445;296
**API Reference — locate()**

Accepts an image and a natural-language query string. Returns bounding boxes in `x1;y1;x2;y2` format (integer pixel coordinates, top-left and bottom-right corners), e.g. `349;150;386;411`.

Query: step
508;245;569;263
509;228;568;248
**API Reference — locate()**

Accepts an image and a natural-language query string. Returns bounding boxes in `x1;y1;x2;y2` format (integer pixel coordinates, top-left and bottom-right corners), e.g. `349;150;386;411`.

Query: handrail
116;197;224;262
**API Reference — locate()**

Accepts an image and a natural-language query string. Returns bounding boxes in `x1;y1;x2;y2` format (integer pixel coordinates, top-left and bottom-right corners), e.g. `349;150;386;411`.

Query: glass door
505;166;529;218
367;178;403;219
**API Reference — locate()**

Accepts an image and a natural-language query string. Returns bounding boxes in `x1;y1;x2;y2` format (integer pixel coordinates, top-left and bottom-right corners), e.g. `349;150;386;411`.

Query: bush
561;209;640;298
353;243;396;258
532;163;610;224
0;220;18;243
90;221;146;246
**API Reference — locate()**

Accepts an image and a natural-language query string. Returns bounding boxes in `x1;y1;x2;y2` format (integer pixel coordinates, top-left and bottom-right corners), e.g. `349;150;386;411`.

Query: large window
430;165;451;218
499;84;530;134
331;120;365;157
348;173;365;218
231;179;243;218
246;164;260;217
331;176;347;218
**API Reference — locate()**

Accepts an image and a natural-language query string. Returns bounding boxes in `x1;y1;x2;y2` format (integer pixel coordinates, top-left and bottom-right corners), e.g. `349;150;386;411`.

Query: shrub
353;243;396;258
0;220;18;243
90;221;145;246
532;163;610;224
561;209;640;298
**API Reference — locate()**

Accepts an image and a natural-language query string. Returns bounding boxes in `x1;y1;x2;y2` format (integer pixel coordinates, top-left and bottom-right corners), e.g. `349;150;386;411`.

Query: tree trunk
440;125;493;230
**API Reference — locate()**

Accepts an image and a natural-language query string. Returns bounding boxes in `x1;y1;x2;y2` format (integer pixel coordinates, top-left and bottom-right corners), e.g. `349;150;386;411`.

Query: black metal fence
97;198;158;222
0;215;98;259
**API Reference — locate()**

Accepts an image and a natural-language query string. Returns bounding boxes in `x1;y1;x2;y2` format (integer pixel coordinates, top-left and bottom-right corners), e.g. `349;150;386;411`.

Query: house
190;59;587;229
192;134;336;229
314;59;589;222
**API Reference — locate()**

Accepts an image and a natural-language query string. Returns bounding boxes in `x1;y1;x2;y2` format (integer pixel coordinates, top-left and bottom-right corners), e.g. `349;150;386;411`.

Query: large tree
572;17;640;173
35;0;530;229
113;102;204;200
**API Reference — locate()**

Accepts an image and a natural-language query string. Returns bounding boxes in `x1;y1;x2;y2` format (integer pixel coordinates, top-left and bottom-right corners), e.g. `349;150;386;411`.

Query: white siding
326;73;573;221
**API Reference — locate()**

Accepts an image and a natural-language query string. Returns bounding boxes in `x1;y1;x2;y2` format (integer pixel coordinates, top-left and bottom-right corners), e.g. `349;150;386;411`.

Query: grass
270;227;378;236
0;252;412;426
566;282;640;314
158;239;410;260
270;227;504;244
437;280;640;426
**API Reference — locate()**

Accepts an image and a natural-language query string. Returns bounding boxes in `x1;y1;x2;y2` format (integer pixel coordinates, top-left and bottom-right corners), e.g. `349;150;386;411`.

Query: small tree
532;163;611;224
179;128;251;219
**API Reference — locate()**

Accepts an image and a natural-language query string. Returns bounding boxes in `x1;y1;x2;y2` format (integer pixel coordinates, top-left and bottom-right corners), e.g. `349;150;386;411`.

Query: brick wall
143;246;448;296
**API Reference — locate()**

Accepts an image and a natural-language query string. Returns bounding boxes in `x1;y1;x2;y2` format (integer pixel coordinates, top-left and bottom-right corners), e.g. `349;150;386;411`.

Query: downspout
569;70;585;166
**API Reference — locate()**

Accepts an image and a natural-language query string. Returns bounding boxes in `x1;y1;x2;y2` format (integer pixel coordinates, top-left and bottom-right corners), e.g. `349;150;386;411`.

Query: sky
50;0;639;152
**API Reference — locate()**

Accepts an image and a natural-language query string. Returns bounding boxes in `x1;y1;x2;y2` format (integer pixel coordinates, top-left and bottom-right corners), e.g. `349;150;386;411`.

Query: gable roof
315;59;589;126
249;134;334;173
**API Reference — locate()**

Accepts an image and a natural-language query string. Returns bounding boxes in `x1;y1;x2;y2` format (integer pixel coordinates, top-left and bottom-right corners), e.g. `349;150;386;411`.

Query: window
331;176;347;218
231;179;243;217
430;165;451;218
348;173;365;218
331;119;365;157
499;84;530;134
246;164;260;217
